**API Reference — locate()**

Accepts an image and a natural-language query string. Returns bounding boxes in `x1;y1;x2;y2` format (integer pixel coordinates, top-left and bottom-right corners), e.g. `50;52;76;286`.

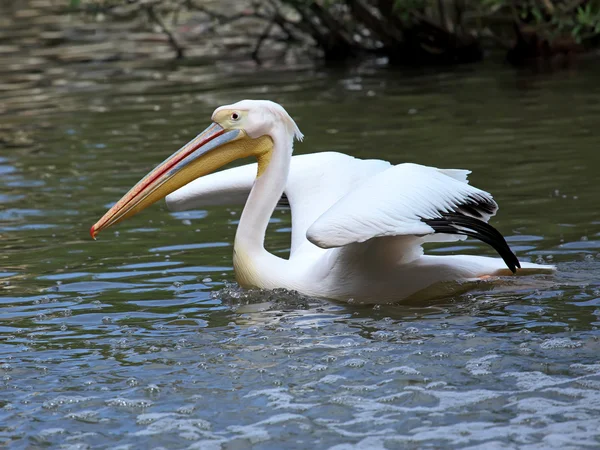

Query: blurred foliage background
52;0;600;66
1;0;598;69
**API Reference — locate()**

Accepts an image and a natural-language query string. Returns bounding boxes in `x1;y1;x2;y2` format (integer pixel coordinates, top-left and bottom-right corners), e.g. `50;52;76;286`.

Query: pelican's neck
235;128;292;255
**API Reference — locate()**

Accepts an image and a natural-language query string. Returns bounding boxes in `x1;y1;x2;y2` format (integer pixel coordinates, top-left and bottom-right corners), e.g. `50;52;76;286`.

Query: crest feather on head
261;100;304;142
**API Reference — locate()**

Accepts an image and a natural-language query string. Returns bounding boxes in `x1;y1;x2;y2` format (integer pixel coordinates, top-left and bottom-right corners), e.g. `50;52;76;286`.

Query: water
2;6;600;448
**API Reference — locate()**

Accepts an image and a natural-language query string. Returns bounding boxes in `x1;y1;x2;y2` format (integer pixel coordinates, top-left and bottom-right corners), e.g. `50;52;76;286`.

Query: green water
2;41;600;448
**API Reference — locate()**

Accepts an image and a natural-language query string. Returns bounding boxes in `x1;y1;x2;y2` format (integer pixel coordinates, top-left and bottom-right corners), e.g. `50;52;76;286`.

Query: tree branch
145;4;184;59
252;18;276;64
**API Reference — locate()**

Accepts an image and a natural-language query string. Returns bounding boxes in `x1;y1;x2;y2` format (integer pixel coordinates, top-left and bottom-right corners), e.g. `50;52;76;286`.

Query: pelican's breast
232;246;262;289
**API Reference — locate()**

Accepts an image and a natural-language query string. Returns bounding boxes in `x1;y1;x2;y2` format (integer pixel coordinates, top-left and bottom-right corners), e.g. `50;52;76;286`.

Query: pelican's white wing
306;163;520;271
166;162;257;209
166;152;391;256
283;153;390;256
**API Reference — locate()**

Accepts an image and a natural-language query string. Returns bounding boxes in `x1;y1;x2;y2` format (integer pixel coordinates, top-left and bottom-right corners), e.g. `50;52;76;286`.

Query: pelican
91;100;554;303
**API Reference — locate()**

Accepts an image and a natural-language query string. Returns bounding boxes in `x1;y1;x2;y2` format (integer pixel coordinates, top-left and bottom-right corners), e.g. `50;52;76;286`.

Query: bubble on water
405;327;419;334
384;366;420;375
172;281;183;288
344;359;366;368
540;338;582;349
458;332;476;339
177;405;196;415
310;364;328;372
181;219;192;226
371;330;393;341
101;317;113;324
42;395;93;410
340;338;356;347
145;384;160;394
127;378;139;387
105;398;153;408
112;338;128;349
202;277;212;283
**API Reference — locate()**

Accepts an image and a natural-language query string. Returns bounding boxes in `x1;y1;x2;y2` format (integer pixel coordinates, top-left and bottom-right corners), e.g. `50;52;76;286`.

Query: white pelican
91;100;554;303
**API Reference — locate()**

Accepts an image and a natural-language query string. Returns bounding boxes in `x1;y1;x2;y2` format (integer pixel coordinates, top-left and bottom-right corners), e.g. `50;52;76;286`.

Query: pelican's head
90;100;303;239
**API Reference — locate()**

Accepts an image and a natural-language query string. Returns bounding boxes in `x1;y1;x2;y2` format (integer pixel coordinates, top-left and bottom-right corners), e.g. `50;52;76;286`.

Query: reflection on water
2;3;600;448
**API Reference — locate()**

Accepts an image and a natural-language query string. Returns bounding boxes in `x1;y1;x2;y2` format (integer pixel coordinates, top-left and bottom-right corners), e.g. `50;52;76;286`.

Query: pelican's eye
231;112;240;121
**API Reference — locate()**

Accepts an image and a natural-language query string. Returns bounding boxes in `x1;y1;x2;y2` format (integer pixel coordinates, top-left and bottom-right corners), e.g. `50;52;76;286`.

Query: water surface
1;25;600;448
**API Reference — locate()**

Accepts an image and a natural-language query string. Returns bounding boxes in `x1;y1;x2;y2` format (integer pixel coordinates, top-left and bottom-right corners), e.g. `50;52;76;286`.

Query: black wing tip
462;194;498;218
421;212;520;273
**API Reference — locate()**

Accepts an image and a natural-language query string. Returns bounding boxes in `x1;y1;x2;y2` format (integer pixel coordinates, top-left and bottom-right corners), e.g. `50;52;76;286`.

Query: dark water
2;16;600;447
